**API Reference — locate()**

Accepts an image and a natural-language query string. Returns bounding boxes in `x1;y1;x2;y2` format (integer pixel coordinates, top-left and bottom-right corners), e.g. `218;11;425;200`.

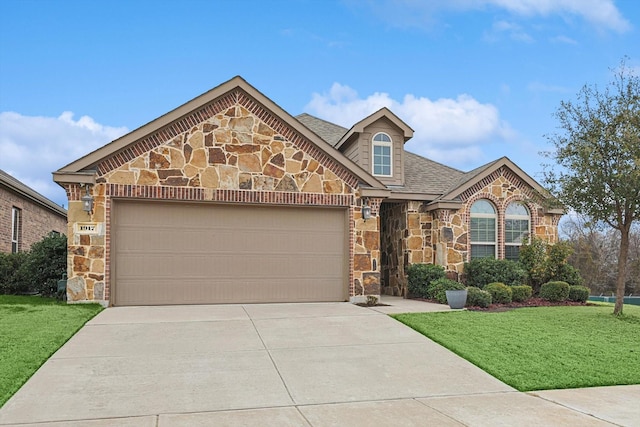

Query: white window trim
470;201;498;259
371;132;393;177
11;207;21;253
505;203;531;256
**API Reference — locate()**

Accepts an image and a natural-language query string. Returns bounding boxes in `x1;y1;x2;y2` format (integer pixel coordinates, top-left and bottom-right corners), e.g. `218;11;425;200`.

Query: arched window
505;202;530;261
372;132;392;176
470;200;497;259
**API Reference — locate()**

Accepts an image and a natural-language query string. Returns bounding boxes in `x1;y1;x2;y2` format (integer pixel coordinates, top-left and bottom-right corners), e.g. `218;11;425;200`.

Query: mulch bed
412;297;595;312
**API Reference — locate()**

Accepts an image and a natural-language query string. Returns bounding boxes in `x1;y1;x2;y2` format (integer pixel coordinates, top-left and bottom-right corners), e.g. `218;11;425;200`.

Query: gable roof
335;107;413;150
54;76;386;190
0;169;67;217
439;156;552;202
293;113;557;204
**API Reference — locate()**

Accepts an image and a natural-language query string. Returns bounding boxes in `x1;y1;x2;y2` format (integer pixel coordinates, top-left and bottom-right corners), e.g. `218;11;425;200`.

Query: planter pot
446;289;468;309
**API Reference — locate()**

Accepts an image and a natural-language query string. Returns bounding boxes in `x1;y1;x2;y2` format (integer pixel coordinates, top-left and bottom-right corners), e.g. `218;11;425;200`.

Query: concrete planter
445;289;467;309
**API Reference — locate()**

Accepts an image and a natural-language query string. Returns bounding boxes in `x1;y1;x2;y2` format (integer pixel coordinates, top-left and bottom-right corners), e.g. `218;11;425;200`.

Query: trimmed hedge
540;281;570;302
484;282;513;304
428;278;466;304
511;285;533;302
464;258;527;288
466;286;492;308
568;285;590;303
407;264;446;298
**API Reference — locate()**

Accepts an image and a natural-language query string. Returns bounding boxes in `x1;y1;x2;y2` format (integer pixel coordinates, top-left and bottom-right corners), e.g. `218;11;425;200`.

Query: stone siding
0;186;67;253
63;90;380;304
380;166;561;296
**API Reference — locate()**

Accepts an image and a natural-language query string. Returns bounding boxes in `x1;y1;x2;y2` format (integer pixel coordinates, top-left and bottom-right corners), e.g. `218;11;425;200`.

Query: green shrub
568;285;590;303
20;233;67;296
555;264;584;287
0;233;67;296
427;278;466;304
511;285;532;302
466;286;492;308
540;281;570;302
518;237;584;292
484;282;513;304
464;258;527;288
0;251;30;294
407;264;445;298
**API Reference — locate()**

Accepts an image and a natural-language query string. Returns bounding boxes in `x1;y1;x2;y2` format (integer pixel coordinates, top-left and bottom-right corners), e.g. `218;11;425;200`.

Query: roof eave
54;76;386;190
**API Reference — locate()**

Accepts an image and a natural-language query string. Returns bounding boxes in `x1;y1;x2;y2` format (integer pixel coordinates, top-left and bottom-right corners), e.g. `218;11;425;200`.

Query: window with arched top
470;200;497;259
505;202;530;261
372;132;392;176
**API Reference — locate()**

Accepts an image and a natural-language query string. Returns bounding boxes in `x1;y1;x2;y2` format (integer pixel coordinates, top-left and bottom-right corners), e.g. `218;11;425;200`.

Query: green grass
393;305;640;392
0;295;103;407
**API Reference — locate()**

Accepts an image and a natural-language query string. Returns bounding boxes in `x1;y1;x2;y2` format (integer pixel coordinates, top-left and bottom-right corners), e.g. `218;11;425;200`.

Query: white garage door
111;200;348;306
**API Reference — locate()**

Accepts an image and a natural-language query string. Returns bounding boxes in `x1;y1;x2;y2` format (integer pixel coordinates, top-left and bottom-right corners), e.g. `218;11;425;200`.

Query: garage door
111;201;348;305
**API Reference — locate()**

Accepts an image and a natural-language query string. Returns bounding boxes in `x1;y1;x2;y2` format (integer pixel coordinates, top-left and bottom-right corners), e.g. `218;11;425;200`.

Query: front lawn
393;305;640;391
0;295;103;407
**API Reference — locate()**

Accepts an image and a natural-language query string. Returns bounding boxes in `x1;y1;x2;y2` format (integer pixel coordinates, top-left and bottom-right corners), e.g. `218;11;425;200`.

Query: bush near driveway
407;264;445;298
0;295;102;407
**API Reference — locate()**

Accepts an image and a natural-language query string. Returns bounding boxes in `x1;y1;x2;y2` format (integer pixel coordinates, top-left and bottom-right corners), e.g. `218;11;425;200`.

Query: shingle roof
401;152;466;195
0;169;67;217
294;113;542;202
295;113;347;147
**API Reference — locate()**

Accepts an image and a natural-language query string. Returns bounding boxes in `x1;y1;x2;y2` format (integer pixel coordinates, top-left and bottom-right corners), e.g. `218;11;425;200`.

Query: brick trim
105;184;354;206
95;89;360;189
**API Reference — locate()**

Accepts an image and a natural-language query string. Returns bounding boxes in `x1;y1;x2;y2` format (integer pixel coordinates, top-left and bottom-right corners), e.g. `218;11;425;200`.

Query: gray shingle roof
0;169;67;217
295;113;347;147
294;113;510;200
401;152;466;195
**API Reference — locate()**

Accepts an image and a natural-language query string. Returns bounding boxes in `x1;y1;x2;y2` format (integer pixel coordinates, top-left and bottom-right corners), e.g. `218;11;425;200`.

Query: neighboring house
0;169;67;253
53;76;562;306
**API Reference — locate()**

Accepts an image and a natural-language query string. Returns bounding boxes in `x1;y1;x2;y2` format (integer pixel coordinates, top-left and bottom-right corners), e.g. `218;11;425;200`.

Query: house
53;76;562;306
1;169;67;253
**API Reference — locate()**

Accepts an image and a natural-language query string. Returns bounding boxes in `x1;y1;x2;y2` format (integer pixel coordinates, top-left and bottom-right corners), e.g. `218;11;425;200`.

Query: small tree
543;58;640;315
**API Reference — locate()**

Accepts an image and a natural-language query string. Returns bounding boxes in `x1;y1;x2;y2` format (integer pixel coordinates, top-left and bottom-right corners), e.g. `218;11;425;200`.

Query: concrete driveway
0;299;634;426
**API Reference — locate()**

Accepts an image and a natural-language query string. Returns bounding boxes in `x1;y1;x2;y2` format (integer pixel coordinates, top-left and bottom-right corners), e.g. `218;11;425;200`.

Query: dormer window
372;132;392;176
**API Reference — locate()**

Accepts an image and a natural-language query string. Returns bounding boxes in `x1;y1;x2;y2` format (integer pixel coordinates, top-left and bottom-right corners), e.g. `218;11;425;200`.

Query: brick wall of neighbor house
63;93;381;304
0;186;66;253
381;167;560;296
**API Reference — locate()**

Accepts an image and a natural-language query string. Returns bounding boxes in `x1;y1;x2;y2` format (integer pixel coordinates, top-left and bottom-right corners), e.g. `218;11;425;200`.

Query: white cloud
360;0;631;33
482;0;631;32
0;112;128;207
484;20;534;43
305;83;513;167
550;35;578;44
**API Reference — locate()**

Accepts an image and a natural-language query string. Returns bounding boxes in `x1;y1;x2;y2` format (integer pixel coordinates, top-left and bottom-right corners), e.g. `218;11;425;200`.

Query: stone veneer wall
381;166;561;296
63;90;381;304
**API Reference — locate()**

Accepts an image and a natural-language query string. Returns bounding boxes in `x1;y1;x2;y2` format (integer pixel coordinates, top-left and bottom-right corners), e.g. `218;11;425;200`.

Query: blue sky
1;0;638;207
